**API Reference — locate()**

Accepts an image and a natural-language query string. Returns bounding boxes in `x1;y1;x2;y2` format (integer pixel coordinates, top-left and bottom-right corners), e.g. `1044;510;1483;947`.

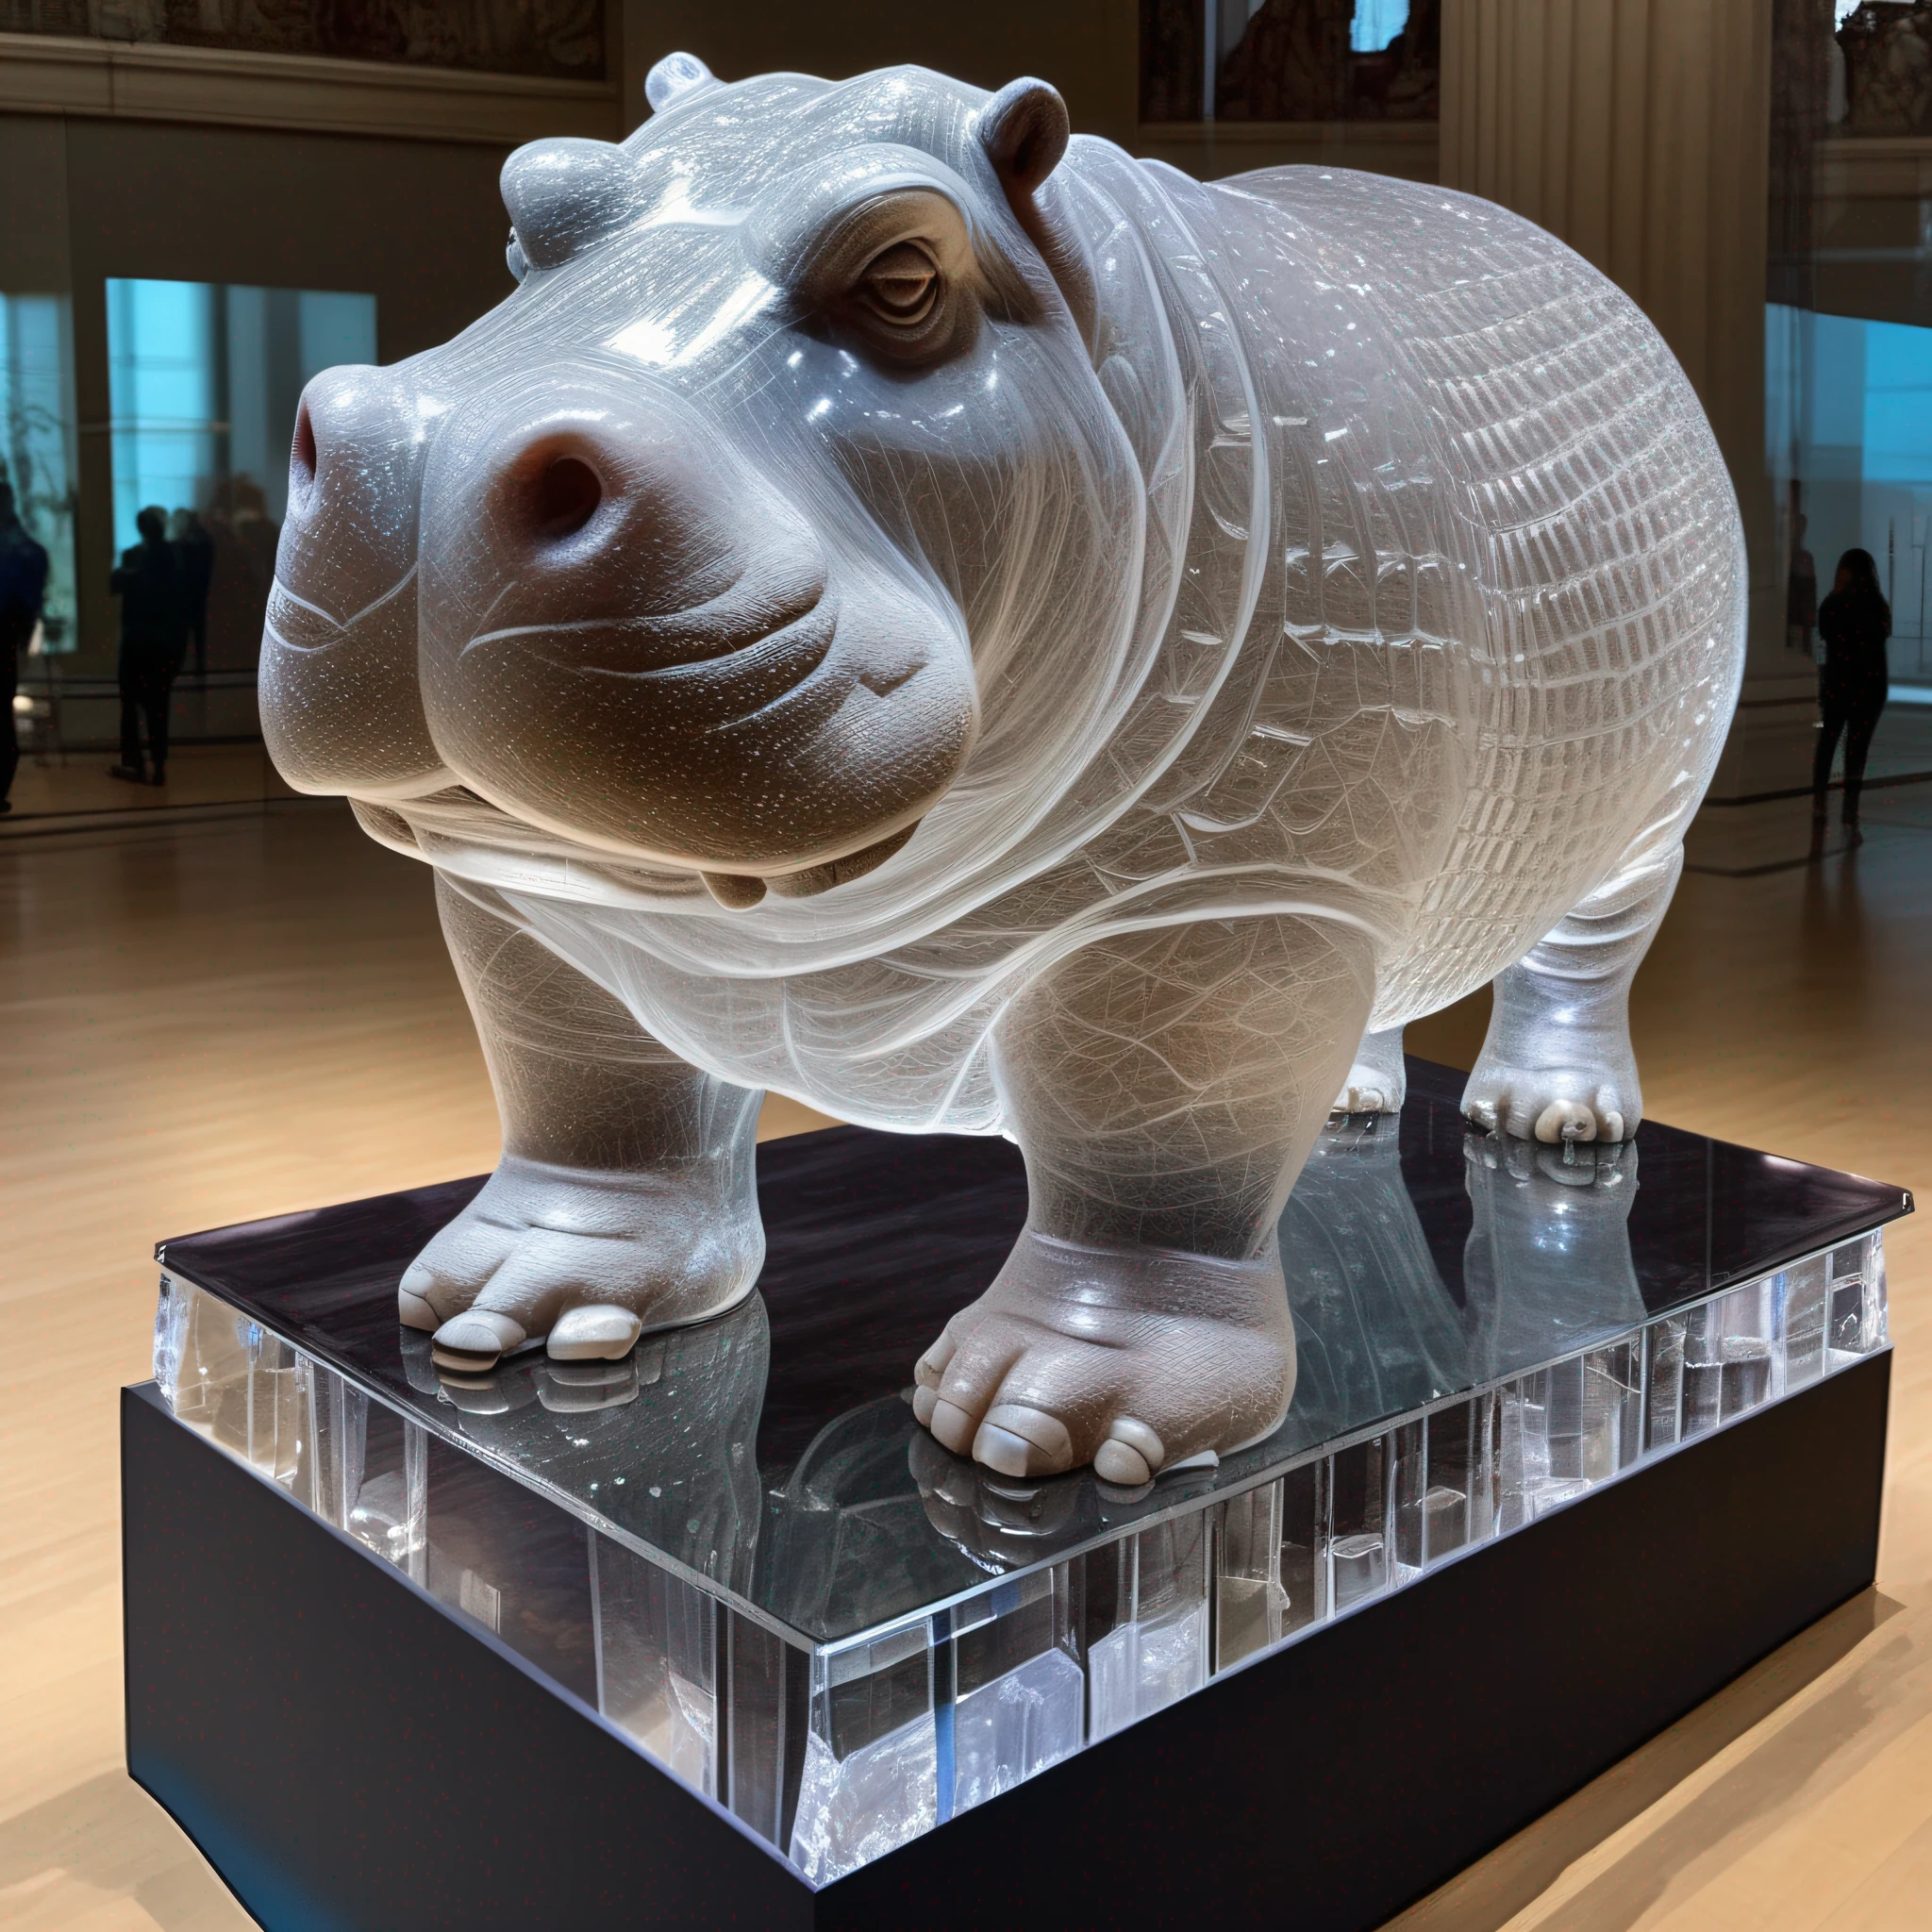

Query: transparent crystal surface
949;1566;1083;1811
791;1624;939;1883
1328;1437;1391;1611
790;1715;937;1886
1781;1255;1830;1391
1276;1457;1333;1639
952;1649;1084;1813
152;1198;1895;1887
1087;1517;1210;1741
1216;1482;1288;1670
720;1612;804;1847
591;1536;718;1797
1646;1315;1689;1452
154;1285;303;1484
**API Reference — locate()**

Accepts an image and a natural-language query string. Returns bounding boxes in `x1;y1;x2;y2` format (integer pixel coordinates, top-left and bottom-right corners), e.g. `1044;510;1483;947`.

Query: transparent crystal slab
153;1059;1906;1885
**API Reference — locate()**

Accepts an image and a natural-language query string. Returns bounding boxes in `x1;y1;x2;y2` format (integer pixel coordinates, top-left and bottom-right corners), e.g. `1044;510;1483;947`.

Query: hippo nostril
533;456;602;541
291;403;317;491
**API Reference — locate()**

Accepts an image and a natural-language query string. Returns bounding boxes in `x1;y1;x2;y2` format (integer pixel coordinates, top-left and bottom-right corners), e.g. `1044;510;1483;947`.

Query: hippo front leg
1463;844;1681;1144
405;874;763;1372
914;916;1374;1482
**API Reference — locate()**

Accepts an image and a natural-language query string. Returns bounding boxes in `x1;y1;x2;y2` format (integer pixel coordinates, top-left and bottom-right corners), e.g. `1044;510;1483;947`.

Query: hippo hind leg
915;913;1374;1482
405;874;764;1372
1332;1021;1407;1116
1462;838;1684;1144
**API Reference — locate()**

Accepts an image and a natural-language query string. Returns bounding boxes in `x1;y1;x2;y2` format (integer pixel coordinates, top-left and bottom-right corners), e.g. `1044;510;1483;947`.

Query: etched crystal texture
258;54;1746;1477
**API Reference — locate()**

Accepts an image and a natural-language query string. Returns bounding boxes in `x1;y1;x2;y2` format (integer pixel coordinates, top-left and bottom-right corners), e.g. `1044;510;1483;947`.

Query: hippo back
1130;162;1744;1027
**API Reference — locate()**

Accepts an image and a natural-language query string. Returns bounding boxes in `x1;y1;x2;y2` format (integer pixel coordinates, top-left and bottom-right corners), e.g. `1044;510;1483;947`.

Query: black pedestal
125;1348;1889;1931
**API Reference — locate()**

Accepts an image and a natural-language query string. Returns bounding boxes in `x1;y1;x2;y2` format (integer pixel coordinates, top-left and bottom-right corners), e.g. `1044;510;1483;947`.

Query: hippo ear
977;78;1070;196
502;140;638;271
646;51;718;113
976;78;1095;357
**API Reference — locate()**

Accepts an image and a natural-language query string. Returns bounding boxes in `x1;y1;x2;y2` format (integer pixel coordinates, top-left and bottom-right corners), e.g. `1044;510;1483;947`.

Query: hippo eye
858;242;940;326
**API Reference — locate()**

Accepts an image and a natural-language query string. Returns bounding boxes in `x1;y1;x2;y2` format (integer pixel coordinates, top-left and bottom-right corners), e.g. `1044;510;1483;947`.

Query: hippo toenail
547;1305;643;1360
972;1423;1038;1477
1535;1100;1596;1143
1093;1439;1152;1485
397;1285;439;1331
980;1405;1073;1468
1107;1417;1164;1468
430;1309;526;1370
928;1398;976;1455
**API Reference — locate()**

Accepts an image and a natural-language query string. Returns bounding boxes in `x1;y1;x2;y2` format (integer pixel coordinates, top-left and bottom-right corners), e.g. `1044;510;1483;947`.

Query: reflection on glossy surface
155;1071;1899;1887
403;1294;768;1595
1464;1133;1644;1376
909;1428;1091;1574
420;1338;641;1413
1274;1117;1469;1440
899;1124;1647;1574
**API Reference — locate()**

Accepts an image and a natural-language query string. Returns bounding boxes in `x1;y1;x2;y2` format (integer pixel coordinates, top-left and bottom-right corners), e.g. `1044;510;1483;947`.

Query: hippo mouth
698;819;921;908
425;462;972;882
481;560;836;688
358;782;922;907
644;587;841;734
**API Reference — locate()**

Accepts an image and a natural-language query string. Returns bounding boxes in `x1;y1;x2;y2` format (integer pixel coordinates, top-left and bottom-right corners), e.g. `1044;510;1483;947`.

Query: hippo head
262;58;1136;905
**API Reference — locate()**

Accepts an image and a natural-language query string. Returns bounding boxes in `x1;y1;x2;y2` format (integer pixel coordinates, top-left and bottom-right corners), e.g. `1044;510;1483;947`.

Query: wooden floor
0;796;1925;1930
3;743;299;828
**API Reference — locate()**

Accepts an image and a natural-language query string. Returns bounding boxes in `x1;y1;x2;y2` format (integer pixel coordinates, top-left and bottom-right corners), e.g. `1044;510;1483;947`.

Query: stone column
1441;0;1803;797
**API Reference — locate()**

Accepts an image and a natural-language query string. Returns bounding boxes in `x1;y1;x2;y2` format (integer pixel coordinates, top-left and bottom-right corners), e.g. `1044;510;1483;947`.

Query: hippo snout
426;381;834;684
430;360;977;869
260;363;447;798
270;351;979;880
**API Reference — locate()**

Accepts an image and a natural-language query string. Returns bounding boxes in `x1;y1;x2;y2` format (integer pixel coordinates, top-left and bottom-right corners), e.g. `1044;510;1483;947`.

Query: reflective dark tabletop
159;1058;1909;1643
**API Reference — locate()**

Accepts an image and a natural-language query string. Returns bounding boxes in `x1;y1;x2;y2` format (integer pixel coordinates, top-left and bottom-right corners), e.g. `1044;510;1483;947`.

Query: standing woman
1813;547;1891;843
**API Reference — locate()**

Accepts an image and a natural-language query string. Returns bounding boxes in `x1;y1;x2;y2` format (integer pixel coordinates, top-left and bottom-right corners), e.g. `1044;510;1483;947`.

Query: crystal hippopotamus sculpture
261;56;1744;1484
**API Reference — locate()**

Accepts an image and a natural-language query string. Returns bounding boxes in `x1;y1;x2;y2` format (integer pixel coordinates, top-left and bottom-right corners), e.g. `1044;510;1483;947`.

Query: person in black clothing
0;481;51;818
1812;546;1891;843
169;508;214;680
110;505;189;787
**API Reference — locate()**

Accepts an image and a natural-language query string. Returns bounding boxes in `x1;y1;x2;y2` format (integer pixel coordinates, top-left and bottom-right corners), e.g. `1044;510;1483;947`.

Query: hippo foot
910;1229;1295;1482
1460;1065;1634;1144
1332;1060;1406;1115
398;1154;762;1372
1331;1024;1407;1116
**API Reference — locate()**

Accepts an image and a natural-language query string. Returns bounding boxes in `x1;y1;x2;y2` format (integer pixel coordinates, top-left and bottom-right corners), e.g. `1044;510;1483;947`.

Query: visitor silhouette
169;507;214;680
0;481;50;817
1812;546;1891;846
110;505;190;788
